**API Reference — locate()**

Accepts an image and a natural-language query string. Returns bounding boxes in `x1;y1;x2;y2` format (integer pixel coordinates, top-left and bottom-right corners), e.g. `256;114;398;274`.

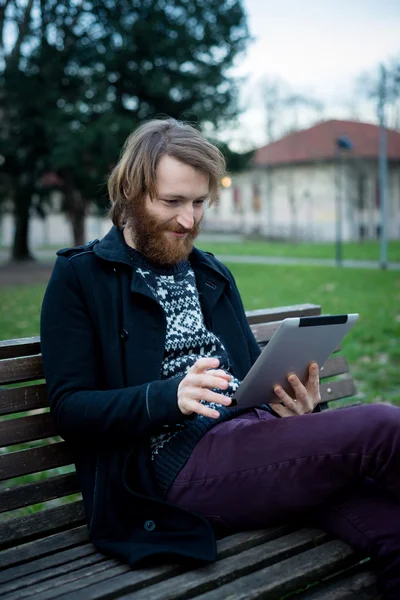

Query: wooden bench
0;303;380;600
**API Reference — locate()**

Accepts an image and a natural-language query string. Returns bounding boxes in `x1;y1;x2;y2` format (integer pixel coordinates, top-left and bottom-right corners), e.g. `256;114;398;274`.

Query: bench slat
0;472;79;514
23;529;302;600
0;337;41;360
0;412;58;447
192;539;357;600
246;304;321;325
2;534;302;600
216;526;292;560
295;569;378;599
54;529;325;600
110;529;329;600
0;543;97;588
320;379;356;403
0;442;73;481
15;559;141;600
250;321;280;343
0;525;88;570
0;530;285;588
0;549;108;599
0;501;86;549
0;355;44;385
319;355;349;379
0;384;48;416
0;527;289;591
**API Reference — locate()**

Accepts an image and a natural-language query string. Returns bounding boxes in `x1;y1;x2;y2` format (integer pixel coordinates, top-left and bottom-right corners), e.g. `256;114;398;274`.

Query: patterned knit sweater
130;248;249;496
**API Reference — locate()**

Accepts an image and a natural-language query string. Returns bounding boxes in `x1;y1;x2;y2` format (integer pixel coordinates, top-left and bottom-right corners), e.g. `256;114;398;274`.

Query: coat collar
93;226;230;290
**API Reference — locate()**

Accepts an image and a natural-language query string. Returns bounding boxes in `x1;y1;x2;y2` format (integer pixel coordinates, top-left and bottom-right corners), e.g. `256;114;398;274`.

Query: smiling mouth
168;231;186;238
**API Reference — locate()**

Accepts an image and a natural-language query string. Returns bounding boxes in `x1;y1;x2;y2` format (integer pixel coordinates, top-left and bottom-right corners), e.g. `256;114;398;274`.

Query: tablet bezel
232;313;359;409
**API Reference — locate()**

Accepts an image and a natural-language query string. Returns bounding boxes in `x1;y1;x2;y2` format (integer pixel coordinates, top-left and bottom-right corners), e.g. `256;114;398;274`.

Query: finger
191;357;220;373
188;373;230;391
274;386;301;413
287;374;309;404
269;403;292;418
306;363;321;403
193;388;232;405
206;369;232;381
183;399;220;419
309;362;319;377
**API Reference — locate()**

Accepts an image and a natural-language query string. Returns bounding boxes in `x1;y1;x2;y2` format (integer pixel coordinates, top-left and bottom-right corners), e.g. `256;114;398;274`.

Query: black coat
40;226;261;566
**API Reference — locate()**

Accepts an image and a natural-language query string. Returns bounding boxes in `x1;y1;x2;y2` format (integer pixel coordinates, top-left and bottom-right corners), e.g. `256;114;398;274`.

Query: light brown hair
108;118;226;226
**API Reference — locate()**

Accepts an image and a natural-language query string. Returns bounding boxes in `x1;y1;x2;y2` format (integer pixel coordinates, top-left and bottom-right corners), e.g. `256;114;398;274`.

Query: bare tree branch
0;0;13;50
5;0;35;66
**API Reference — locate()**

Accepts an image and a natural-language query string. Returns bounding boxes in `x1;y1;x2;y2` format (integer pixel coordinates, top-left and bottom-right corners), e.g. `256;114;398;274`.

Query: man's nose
176;205;194;230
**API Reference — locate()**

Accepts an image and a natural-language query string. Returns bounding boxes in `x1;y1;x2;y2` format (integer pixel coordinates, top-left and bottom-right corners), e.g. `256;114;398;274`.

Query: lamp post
378;64;388;270
335;135;353;266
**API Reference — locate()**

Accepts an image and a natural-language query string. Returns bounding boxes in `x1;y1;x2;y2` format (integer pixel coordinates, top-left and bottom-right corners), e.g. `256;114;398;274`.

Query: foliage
0;0;250;254
357;57;400;129
213;141;254;173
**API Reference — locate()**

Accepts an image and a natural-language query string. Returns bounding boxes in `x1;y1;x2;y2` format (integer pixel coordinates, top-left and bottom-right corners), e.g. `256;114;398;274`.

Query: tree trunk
12;187;34;261
65;181;86;246
70;206;86;246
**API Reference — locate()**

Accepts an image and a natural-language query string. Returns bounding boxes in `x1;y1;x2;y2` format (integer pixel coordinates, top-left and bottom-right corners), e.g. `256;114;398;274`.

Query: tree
357;57;400;130
1;0;37;260
259;77;287;143
1;0;250;254
213;141;253;173
258;76;324;143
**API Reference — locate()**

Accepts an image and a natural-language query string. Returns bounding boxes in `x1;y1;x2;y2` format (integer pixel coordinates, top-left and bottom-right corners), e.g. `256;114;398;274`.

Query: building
2;119;400;248
204;120;400;241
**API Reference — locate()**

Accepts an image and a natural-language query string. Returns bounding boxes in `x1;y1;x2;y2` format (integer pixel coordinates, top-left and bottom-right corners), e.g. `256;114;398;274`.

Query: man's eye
164;199;178;205
194;199;206;205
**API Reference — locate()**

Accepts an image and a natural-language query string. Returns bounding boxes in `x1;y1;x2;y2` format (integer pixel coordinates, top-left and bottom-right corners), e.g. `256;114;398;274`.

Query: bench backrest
0;303;356;552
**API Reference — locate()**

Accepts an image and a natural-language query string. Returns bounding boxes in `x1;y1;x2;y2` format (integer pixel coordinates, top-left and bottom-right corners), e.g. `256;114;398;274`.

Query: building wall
0;213;112;248
204;161;400;241
1;161;399;247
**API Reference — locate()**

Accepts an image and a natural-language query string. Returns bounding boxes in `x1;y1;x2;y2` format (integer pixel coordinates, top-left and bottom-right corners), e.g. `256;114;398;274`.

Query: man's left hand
270;362;321;418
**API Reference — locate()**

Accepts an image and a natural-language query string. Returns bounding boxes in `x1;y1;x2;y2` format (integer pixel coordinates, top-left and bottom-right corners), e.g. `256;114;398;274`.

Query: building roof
253;119;400;167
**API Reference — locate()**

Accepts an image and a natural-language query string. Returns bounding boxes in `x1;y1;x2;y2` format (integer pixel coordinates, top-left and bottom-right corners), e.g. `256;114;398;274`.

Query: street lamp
335;135;353;266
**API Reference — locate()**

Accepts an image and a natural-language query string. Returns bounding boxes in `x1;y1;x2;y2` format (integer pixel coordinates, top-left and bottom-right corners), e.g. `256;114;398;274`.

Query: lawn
196;239;400;262
1;263;399;405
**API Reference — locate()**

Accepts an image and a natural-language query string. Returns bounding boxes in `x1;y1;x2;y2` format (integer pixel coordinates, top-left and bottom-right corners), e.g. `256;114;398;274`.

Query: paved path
214;255;400;270
1;249;399;287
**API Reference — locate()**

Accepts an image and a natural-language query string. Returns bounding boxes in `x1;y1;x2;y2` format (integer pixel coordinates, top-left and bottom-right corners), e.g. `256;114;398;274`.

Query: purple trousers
167;404;400;599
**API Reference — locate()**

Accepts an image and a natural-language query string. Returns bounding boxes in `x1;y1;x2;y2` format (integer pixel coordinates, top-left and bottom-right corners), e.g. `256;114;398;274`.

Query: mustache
165;223;194;234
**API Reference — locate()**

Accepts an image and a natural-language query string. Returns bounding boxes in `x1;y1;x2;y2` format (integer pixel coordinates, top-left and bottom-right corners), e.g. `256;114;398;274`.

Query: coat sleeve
40;256;188;444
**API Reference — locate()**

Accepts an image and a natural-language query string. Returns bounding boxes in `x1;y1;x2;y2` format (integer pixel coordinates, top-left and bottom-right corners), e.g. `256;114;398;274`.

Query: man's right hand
177;358;232;419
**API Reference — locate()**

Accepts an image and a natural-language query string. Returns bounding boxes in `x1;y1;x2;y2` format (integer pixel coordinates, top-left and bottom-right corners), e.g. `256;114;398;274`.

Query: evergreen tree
1;0;249;255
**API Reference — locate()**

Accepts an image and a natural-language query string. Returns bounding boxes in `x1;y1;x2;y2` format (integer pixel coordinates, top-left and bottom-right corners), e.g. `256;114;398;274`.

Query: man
41;118;400;598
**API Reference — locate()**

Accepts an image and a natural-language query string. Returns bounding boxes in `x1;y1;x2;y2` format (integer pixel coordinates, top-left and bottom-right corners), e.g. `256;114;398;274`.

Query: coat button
144;520;156;532
120;329;129;340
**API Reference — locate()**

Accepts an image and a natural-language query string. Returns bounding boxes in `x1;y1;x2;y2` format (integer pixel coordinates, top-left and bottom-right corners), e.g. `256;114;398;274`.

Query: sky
225;0;400;149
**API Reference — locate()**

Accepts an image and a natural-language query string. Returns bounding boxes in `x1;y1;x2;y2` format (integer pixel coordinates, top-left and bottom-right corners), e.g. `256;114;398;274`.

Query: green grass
196;239;400;262
226;262;400;405
1;264;399;405
0;285;45;340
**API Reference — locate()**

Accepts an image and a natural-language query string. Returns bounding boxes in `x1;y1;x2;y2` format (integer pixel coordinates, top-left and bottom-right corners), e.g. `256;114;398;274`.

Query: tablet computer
232;313;359;409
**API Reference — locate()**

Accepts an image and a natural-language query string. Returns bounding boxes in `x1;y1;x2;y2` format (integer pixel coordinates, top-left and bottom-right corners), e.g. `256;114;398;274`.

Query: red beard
125;202;202;265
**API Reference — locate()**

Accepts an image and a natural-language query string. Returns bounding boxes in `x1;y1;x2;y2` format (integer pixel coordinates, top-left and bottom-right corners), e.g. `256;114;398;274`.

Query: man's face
126;155;209;265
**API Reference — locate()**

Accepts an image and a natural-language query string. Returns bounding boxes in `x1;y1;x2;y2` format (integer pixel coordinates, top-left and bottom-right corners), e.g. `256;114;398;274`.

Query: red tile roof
253;120;400;166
